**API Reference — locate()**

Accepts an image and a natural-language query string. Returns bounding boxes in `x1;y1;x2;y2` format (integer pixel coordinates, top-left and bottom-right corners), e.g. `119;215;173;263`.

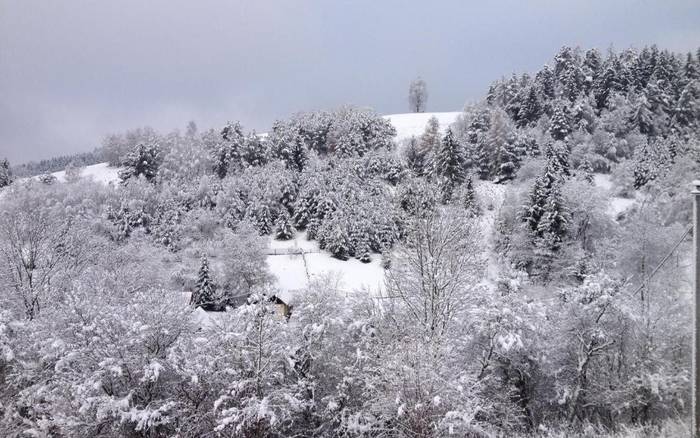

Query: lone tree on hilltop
409;77;428;112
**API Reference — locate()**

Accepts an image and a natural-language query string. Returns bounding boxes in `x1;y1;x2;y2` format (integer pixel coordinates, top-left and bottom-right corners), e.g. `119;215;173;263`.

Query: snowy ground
383;111;461;143
267;232;386;304
27;162;121;185
593;174;636;218
474;181;507;287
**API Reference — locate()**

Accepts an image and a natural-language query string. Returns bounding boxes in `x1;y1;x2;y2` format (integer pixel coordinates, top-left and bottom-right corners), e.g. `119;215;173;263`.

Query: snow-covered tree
275;209;294;240
0;158;12;188
279;134;309;172
403;135;428;176
549;103;571;140
433;128;466;189
191;254;217;310
462;176;479;216
517;86;542;126
118;143;161;183
211;121;244;178
408;76;428;112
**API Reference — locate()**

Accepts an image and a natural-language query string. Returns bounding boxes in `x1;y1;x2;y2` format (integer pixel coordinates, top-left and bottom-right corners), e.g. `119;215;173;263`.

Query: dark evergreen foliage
119;143;161;183
0;158;12;188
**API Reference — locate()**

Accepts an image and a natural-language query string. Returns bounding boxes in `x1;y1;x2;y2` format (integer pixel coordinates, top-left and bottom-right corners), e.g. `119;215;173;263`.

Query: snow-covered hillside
266;179;506;304
29;162;121;185
383;111;461;143
27;112;460;188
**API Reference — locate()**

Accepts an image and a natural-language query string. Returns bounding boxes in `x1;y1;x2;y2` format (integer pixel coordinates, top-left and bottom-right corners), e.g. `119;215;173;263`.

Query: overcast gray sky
1;0;699;163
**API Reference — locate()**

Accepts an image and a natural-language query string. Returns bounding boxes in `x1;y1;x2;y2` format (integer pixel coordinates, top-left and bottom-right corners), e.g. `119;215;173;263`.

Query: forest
0;45;699;437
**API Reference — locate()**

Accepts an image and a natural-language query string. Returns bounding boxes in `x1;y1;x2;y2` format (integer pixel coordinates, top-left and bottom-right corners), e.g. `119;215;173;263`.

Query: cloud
1;0;698;163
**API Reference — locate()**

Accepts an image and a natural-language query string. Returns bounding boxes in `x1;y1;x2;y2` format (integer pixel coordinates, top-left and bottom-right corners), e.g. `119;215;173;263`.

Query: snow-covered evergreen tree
433;128;466;189
517;86;542;126
279;134;309;172
535;182;570;249
629;93;656;136
0;158;12;188
275;209;294;240
119;143;161;183
403;136;424;175
523;152;566;235
418;116;441;176
462;176;479;216
212;121;244;178
239;131;268;168
549;103;571;140
191;254;217;310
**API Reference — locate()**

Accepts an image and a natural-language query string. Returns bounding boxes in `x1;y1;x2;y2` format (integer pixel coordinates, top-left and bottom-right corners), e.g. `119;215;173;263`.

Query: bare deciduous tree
0;185;95;319
386;208;484;336
409;77;428;113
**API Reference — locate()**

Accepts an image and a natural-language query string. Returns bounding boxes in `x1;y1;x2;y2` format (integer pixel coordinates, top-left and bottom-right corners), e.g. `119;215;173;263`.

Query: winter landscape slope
36;112;637;302
382;111;461;142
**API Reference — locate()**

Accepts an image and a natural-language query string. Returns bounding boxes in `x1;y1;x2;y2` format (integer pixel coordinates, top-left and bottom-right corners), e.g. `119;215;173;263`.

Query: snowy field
383;111;461;143
29;162;121;185
266;232;386;304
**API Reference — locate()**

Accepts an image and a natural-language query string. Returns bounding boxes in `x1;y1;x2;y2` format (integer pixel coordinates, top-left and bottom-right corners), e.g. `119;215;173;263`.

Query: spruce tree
419;116;441;176
354;231;372;263
483;109;518;182
253;204;274;235
673;81;699;129
280;135;309;172
583;48;602;79
517;86;542;127
240;132;268;168
594;64;617;109
629;94;655;135
118;143;160;183
404;136;428;176
474;139;491;180
549;104;571;140
191;254;217;310
214;121;244;178
0;158;12;188
433;128;466;187
523;153;564;234
535;64;556;100
325;222;350;261
439;178;454;205
275;210;294;240
544;141;571;177
684;52;699;81
535;182;570;251
462;176;479;216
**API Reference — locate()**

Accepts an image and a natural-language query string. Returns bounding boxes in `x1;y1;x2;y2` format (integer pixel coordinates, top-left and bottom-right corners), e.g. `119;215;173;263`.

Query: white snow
474;181;506;288
266;233;386;304
592;174;613;191
28;162;121;185
593;173;636;218
383;112;461;143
